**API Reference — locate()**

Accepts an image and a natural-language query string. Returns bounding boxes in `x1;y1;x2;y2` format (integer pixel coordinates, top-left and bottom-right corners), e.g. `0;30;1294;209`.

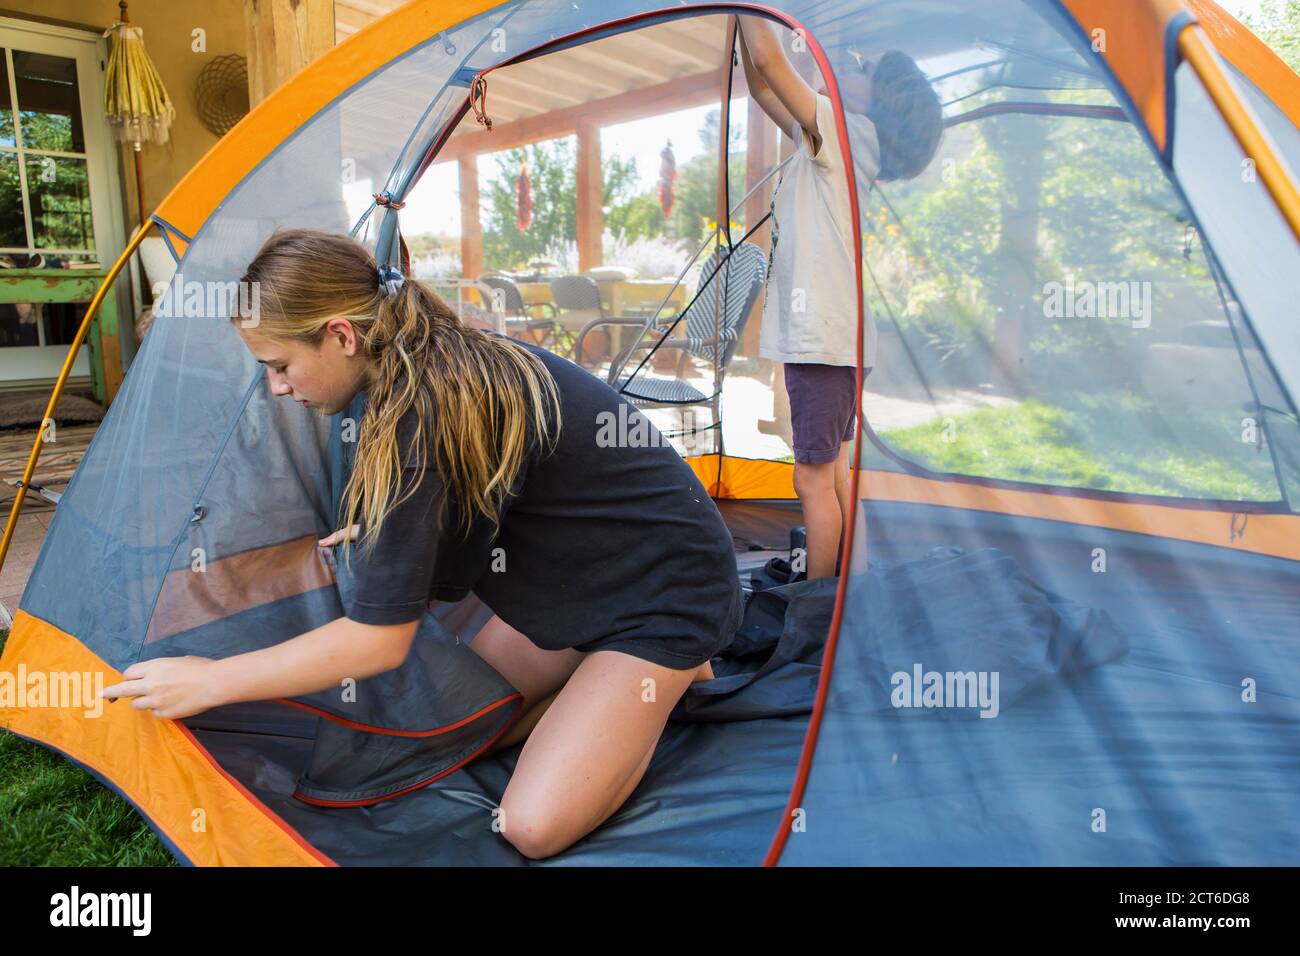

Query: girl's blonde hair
234;228;561;568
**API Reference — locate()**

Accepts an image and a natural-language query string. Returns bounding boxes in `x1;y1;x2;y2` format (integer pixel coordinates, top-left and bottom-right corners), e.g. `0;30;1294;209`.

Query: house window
0;46;97;268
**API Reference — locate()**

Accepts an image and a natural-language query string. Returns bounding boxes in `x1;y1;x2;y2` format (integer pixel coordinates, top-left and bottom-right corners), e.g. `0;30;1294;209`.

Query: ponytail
233;228;562;572
342;277;562;568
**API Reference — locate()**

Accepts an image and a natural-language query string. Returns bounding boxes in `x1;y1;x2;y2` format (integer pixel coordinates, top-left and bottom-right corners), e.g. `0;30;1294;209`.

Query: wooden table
514;278;687;363
0;269;120;404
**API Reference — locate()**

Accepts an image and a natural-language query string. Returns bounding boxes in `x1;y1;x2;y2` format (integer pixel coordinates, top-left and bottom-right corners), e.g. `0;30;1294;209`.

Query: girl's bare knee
497;791;574;860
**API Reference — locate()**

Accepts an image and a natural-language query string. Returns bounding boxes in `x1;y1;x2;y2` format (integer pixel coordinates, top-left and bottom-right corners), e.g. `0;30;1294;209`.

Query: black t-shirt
342;340;741;669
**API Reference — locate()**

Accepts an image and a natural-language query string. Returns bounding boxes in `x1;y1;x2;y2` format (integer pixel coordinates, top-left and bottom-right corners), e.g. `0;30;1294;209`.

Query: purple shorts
785;363;873;465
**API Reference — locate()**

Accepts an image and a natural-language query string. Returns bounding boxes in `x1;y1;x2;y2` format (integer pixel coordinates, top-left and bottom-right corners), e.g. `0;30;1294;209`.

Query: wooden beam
333;8;371;37
562;44;673;87
631;24;725;71
337;0;397;18
575;119;603;273
459;81;537;117
482;70;587;113
435;71;725;164
459;154;483;280
244;0;336;107
507;58;625;100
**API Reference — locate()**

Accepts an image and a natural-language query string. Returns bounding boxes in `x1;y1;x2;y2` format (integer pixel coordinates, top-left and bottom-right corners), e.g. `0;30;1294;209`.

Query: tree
668;108;747;244
1241;0;1300;73
480;137;645;271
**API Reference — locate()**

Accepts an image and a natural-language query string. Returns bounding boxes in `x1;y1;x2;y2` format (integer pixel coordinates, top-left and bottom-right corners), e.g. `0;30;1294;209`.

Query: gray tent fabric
669;576;837;722
852;546;1129;717
292;600;522;806
178;539;1124;863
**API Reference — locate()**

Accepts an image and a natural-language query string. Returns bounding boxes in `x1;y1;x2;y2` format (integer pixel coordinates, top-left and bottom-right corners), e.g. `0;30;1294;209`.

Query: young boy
737;17;942;581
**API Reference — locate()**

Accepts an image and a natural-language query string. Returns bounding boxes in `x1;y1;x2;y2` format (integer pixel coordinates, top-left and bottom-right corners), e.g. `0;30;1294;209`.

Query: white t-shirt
759;93;881;368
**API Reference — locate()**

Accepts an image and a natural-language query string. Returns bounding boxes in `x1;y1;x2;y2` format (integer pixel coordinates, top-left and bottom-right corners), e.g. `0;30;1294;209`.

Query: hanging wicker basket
195;54;250;137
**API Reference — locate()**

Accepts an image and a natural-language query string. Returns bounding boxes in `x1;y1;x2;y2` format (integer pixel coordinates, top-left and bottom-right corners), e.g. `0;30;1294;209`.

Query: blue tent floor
196;570;1300;866
198;708;804;866
184;502;1300;866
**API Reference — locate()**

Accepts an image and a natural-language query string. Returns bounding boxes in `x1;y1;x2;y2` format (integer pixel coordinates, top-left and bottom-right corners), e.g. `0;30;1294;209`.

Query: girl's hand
101;656;223;720
318;524;360;547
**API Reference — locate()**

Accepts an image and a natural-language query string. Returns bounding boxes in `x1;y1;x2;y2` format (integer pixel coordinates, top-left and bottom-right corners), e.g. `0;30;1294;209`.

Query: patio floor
0;422;97;622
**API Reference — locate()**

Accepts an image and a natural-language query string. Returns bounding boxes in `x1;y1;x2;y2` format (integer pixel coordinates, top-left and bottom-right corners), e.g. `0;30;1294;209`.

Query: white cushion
583;266;638;281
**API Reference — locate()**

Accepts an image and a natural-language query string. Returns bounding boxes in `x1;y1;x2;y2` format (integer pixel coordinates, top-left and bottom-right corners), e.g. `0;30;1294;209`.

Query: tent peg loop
470;74;493;130
373;190;406;211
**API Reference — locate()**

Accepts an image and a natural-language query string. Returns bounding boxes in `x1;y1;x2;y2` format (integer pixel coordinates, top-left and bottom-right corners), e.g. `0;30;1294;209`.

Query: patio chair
549;274;622;366
576;241;768;444
476;273;560;348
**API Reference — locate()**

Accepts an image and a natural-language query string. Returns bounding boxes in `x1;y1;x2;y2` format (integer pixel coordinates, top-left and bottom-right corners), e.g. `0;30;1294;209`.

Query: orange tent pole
0;220;154;579
1178;24;1300;241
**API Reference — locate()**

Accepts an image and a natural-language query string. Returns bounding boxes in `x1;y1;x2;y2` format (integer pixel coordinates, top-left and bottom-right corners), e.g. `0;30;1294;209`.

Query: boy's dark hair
865;50;944;182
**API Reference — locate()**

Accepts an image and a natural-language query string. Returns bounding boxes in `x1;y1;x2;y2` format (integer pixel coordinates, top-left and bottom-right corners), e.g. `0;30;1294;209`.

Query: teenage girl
102;228;745;860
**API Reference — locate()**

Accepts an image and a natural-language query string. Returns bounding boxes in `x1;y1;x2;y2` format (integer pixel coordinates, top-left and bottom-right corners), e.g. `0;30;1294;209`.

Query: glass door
0;16;125;388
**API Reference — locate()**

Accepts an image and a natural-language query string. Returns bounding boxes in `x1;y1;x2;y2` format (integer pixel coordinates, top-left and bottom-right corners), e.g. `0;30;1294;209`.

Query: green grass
876;392;1278;501
778;391;1277;501
0;629;175;866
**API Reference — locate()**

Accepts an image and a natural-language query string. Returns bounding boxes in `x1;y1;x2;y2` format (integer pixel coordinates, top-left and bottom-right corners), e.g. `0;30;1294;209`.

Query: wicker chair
476;273;559;349
574;242;768;443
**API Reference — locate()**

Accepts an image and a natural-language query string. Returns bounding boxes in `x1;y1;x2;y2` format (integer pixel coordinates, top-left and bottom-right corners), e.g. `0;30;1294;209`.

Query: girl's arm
737;20;798;138
102;615;420;719
737;18;821;153
212;615;419;703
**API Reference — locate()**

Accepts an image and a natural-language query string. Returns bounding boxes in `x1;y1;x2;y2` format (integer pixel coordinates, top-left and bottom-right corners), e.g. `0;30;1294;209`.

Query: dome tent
0;0;1298;865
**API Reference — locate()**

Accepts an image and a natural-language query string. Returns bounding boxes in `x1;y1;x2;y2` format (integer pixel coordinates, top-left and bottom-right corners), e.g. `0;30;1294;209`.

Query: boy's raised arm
736;17;820;151
737;19;798;138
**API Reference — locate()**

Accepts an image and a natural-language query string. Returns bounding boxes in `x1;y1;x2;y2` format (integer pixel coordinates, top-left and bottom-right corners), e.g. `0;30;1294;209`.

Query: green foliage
477;109;748;273
481;138;654;271
879;393;1278;500
668;109;748;244
862;84;1227;388
1242;0;1300;73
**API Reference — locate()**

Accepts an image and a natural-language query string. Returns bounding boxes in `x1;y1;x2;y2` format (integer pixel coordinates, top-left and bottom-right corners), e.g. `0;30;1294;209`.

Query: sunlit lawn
876;392;1278;501
0;629;174;866
775;391;1277;501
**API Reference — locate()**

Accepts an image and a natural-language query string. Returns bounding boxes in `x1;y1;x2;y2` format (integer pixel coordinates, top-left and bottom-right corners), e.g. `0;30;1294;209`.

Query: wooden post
244;0;336;106
459;154;483;280
573;120;607;363
575;119;603;273
94;288;123;406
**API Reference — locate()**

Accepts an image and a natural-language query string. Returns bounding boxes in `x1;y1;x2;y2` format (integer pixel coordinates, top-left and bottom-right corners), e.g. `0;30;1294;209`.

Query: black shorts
571;580;745;671
785;363;873;464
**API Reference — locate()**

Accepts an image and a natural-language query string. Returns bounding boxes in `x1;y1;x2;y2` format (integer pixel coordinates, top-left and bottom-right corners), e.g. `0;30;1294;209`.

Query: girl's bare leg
468;614;584;754
497;649;712;860
471;614;713;754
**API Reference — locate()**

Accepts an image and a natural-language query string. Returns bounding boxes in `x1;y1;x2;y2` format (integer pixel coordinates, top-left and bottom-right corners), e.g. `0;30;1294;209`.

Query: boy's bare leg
793;458;842;580
832;439;863;568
